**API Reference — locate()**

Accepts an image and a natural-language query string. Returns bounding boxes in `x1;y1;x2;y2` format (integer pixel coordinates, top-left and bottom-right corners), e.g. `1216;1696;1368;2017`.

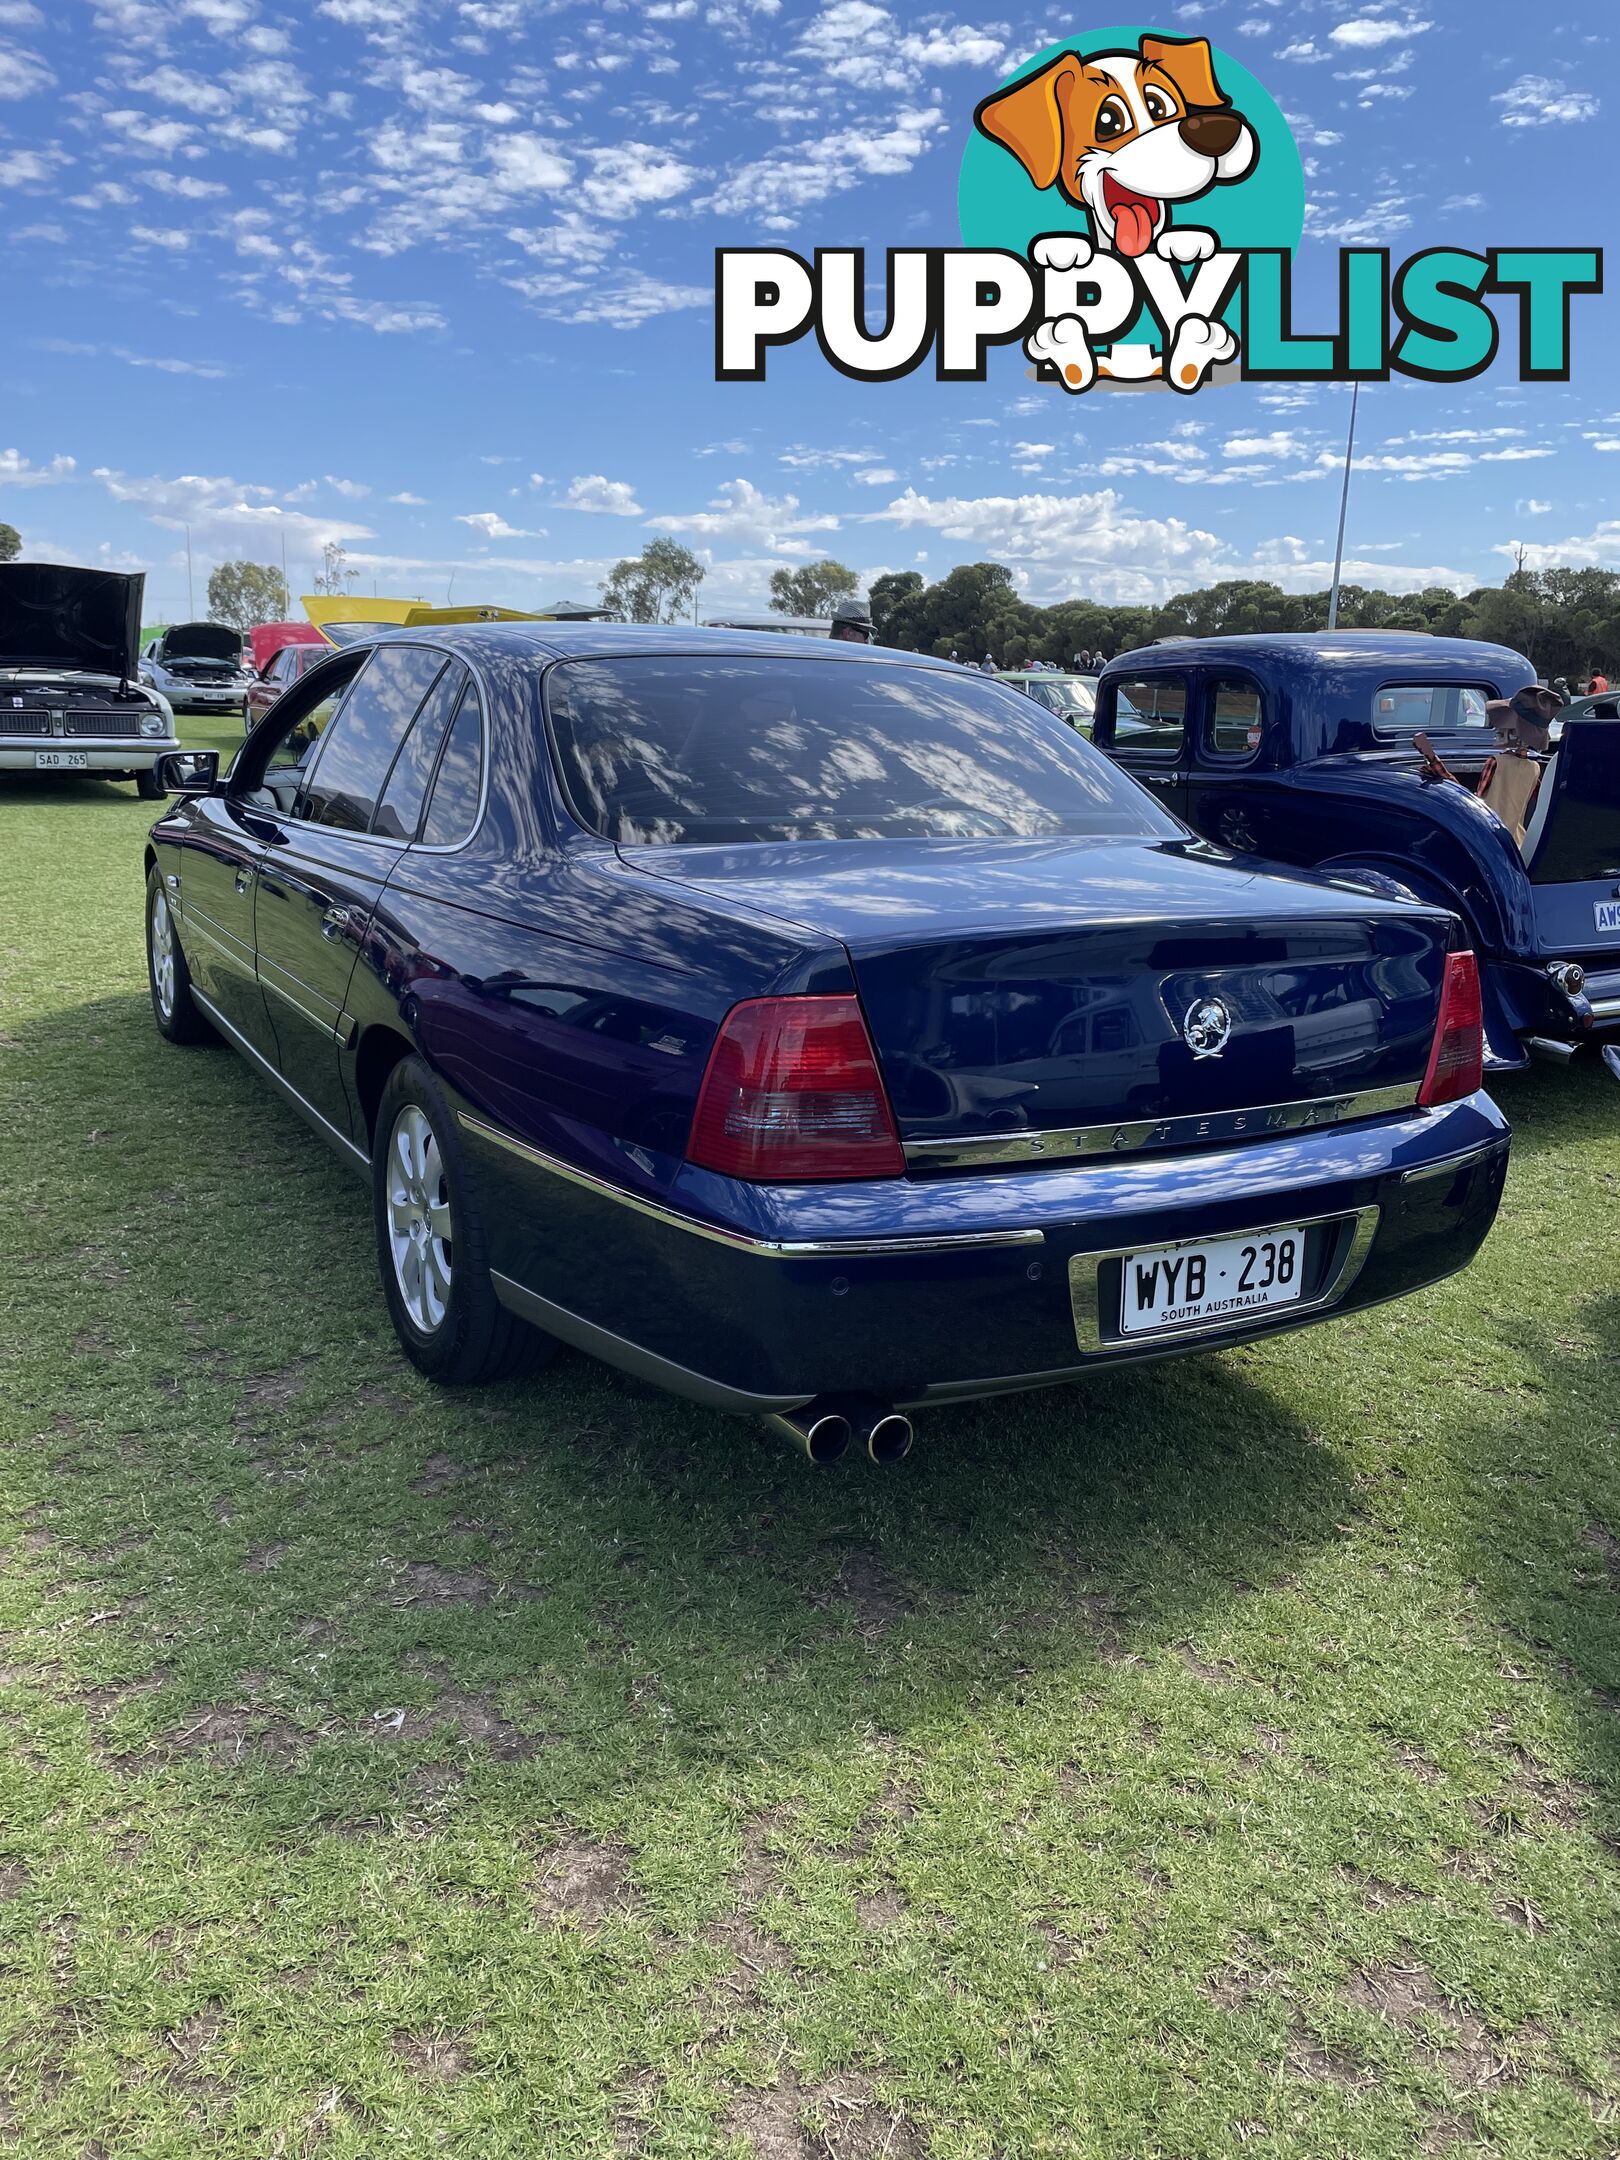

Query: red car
245;638;329;732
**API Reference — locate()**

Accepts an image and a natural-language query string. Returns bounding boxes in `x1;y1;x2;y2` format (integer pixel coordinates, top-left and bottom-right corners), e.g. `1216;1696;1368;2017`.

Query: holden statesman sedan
144;626;1509;1464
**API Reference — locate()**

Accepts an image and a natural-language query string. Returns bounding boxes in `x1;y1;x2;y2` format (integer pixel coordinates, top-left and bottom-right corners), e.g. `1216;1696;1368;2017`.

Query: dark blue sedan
145;626;1508;1464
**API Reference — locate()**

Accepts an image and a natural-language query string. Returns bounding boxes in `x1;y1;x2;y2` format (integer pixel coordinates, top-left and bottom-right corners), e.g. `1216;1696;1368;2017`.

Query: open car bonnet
155;620;242;664
0;565;144;678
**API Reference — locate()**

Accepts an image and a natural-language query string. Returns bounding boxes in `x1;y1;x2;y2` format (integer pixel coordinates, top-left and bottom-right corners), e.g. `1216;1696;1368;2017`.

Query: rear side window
1111;674;1187;758
1204;675;1265;759
420;685;483;846
299;645;449;832
1374;683;1490;734
373;660;468;840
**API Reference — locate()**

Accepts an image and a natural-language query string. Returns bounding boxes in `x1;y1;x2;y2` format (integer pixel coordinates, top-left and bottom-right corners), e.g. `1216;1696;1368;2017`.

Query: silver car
141;621;255;717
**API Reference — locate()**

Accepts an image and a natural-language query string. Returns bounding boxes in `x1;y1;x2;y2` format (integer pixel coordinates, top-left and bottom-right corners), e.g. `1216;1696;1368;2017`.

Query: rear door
1184;669;1268;849
1100;667;1189;819
254;645;461;1135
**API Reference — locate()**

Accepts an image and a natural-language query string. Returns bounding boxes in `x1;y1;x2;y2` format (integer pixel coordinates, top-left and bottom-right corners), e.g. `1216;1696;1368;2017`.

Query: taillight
1418;950;1484;1106
687;995;904;1182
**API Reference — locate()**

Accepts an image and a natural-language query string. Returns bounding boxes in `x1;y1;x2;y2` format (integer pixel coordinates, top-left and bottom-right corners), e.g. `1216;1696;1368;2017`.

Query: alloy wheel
149;888;176;1021
386;1104;453;1334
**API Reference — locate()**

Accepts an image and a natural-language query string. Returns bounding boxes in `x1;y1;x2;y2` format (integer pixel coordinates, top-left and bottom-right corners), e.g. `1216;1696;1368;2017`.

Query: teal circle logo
958;27;1303;368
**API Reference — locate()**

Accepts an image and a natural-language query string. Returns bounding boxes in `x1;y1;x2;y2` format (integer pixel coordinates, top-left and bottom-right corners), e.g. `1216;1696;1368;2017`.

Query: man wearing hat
829;598;873;644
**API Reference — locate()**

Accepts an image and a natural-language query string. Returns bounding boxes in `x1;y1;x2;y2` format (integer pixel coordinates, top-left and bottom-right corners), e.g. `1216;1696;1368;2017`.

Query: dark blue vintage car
145;626;1507;1463
1091;633;1620;1075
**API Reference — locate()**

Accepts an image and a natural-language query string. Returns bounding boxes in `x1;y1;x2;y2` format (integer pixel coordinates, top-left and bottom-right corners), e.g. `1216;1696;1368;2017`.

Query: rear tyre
135;766;167;801
145;867;212;1045
372;1056;553;1386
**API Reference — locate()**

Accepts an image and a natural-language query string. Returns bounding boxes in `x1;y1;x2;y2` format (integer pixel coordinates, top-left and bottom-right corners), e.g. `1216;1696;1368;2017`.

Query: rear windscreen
543;656;1181;845
1373;684;1491;734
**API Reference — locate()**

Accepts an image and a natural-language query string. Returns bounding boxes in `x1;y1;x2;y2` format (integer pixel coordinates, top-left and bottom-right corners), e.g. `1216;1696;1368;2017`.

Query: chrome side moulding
903;1083;1422;1173
459;1113;1045;1259
1067;1204;1381;1358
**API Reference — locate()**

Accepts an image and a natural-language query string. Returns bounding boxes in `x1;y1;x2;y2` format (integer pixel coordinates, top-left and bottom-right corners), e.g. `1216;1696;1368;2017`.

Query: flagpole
1326;382;1360;632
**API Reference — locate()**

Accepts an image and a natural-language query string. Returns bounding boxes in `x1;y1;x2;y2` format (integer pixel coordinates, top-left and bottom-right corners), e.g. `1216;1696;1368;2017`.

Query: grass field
1;736;1618;2159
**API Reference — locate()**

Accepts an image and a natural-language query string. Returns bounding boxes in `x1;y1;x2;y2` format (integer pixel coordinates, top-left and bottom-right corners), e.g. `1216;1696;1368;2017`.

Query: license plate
35;750;88;770
1595;901;1620;935
1119;1225;1306;1335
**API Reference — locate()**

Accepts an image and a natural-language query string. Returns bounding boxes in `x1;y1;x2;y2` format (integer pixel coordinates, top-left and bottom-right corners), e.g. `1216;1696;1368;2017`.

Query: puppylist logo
716;25;1602;395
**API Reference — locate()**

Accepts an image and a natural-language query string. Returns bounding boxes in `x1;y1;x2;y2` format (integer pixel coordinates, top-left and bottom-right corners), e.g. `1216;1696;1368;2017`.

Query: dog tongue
1113;198;1157;257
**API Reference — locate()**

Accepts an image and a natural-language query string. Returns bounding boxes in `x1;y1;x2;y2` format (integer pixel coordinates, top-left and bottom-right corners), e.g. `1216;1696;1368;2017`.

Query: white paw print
1155;227;1217;265
1025;315;1094;393
1031;232;1093;273
1166;313;1238;393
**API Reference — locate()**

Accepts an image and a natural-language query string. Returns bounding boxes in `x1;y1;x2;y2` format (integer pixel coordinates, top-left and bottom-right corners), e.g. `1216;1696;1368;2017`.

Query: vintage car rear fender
1240;764;1539;961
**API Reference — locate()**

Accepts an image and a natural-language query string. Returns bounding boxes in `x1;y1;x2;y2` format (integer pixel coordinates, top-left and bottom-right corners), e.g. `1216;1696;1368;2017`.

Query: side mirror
156;750;221;794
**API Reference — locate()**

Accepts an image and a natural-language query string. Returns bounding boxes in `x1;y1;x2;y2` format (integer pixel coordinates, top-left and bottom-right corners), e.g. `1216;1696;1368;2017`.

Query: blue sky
0;0;1614;622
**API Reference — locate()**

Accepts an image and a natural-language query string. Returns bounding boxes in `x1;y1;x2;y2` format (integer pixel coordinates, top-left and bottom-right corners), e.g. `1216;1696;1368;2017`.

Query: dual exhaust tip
765;1397;914;1466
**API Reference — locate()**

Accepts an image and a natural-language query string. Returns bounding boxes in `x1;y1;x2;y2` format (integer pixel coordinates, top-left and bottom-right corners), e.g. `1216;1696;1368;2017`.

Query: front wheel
135;765;167;801
372;1057;553;1386
145;867;212;1044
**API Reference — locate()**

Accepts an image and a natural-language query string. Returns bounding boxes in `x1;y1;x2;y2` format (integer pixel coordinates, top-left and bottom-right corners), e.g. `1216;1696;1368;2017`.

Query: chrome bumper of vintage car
0;737;176;769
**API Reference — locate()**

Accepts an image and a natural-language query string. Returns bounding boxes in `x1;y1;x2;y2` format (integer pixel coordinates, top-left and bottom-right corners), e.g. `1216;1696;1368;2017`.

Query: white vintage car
0;565;179;797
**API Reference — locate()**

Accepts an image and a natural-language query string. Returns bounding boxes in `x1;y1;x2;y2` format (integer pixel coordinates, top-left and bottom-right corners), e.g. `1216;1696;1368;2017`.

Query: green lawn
1;743;1617;2158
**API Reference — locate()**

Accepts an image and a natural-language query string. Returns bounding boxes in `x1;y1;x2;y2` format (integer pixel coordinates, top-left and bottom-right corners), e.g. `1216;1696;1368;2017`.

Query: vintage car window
373;659;468;841
300;645;450;833
545;657;1179;845
1111;674;1188;759
1204;676;1265;759
1373;684;1491;734
419;683;484;846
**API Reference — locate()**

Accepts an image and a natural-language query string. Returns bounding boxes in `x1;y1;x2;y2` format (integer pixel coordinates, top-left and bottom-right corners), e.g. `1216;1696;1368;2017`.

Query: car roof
1104;631;1532;681
347;622;967;671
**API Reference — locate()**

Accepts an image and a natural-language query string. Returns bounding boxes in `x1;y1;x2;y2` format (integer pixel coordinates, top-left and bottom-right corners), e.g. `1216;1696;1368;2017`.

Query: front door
171;798;277;1060
1184;671;1269;853
253;642;461;1137
1103;668;1189;820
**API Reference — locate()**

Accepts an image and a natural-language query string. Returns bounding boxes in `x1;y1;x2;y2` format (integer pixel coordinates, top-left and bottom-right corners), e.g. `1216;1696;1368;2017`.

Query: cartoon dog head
974;34;1256;259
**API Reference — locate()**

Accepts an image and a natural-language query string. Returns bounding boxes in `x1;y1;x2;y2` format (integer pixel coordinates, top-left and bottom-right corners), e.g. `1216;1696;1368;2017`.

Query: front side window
545;657;1180;845
1110;674;1188;759
264;680;349;778
299;645;450;832
1204;675;1265;759
1374;683;1491;735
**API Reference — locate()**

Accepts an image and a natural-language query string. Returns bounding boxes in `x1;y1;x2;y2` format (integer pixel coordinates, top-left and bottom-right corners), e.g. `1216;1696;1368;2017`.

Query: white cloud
651;477;840;548
0;37;52;96
1497;522;1620;573
1329;15;1430;46
1492;75;1599;127
142;64;233;115
389;491;428;505
0;448;77;487
565;474;644;515
1224;431;1308;460
1517;499;1551;516
701;105;948;227
456;510;537;538
506;268;708;326
0;146;65;185
131;226;194;250
93;466;376;557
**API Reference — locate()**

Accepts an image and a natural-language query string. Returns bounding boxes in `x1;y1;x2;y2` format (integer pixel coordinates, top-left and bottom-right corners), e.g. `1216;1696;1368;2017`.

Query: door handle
321;905;352;940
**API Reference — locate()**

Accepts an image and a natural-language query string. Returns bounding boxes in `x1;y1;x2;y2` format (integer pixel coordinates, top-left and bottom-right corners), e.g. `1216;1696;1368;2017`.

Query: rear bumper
465;1093;1510;1414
